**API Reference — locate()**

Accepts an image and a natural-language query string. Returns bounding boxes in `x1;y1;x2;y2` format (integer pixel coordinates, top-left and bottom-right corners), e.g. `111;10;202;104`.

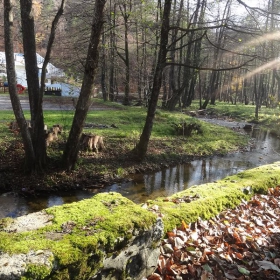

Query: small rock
163;243;174;254
35;250;44;255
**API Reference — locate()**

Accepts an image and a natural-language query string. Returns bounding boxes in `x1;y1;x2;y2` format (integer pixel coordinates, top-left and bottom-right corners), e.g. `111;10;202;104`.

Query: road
0;95;75;111
0;95;118;111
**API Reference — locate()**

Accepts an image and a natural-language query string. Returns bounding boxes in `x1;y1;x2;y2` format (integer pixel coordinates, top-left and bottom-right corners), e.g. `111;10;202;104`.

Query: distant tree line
45;0;280;111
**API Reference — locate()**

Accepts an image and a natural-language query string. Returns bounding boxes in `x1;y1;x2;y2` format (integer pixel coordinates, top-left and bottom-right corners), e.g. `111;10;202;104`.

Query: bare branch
205;33;260;59
235;0;280;16
165;56;257;72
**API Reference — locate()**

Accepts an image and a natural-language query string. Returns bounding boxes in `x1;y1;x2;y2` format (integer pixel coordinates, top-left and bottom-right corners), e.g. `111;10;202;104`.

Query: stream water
1;119;280;219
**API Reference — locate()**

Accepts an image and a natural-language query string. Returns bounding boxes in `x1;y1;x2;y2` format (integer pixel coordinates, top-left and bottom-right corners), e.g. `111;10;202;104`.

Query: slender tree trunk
134;0;171;160
243;76;249;105
109;1;116;101
20;0;47;171
40;0;65;95
135;18;142;101
63;0;106;171
4;0;36;172
119;3;131;105
123;15;130;105
254;75;259;119
144;0;162;108
101;32;108;101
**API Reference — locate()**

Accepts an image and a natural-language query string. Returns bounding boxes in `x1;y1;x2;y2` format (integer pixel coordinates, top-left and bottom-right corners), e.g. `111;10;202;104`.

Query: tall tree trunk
135;17;142;101
118;3;131;105
254;75;259;119
4;0;35;172
243;75;249;105
108;0;116;101
20;0;47;171
123;13;130;105
63;0;106;171
134;0;171;160
145;0;162;108
101;32;108;101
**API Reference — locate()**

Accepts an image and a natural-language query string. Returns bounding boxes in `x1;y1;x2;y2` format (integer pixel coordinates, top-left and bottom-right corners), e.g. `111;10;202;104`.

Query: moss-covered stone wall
0;193;162;280
1;162;280;279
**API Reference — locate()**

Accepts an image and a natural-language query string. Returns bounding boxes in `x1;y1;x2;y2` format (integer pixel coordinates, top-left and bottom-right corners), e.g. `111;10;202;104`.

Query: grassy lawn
0;101;249;157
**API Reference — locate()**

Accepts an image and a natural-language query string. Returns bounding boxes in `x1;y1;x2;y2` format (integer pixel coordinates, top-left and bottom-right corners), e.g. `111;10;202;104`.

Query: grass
1;102;248;152
0;98;252;192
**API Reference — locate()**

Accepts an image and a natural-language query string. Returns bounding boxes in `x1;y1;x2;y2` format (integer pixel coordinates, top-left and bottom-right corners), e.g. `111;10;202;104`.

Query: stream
1;119;280;219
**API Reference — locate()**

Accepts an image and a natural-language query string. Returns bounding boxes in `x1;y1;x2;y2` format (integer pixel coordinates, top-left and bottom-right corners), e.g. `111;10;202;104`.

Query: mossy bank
1;162;280;279
148;161;280;231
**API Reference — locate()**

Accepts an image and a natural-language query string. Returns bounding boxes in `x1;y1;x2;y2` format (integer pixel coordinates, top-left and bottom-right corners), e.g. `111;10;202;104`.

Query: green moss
0;217;13;229
23;264;52;280
149;162;280;231
0;192;156;279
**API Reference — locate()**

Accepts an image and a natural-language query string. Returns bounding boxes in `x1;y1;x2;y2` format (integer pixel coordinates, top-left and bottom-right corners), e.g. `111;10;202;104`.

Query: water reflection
105;127;280;203
1;125;280;219
0;190;95;219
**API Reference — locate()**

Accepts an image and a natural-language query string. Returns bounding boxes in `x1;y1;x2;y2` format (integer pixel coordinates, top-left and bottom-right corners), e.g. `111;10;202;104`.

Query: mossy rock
0;192;160;280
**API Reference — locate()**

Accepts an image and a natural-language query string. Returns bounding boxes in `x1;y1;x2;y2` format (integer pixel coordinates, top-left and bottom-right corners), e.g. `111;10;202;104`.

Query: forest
2;0;277;109
0;0;279;173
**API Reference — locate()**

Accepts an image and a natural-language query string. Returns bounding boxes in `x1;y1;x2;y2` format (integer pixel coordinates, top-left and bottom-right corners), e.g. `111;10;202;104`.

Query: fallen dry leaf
145;188;280;280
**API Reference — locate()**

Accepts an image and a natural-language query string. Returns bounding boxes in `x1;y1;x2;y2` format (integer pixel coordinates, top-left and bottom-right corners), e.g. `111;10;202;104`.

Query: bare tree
134;0;171;160
63;0;107;170
4;0;35;172
4;0;66;173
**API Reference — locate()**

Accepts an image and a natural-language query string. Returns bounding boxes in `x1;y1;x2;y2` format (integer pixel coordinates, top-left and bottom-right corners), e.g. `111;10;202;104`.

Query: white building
0;52;65;87
0;52;80;96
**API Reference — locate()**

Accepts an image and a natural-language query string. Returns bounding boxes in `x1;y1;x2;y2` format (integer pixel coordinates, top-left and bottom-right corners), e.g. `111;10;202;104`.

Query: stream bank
0;111;251;217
